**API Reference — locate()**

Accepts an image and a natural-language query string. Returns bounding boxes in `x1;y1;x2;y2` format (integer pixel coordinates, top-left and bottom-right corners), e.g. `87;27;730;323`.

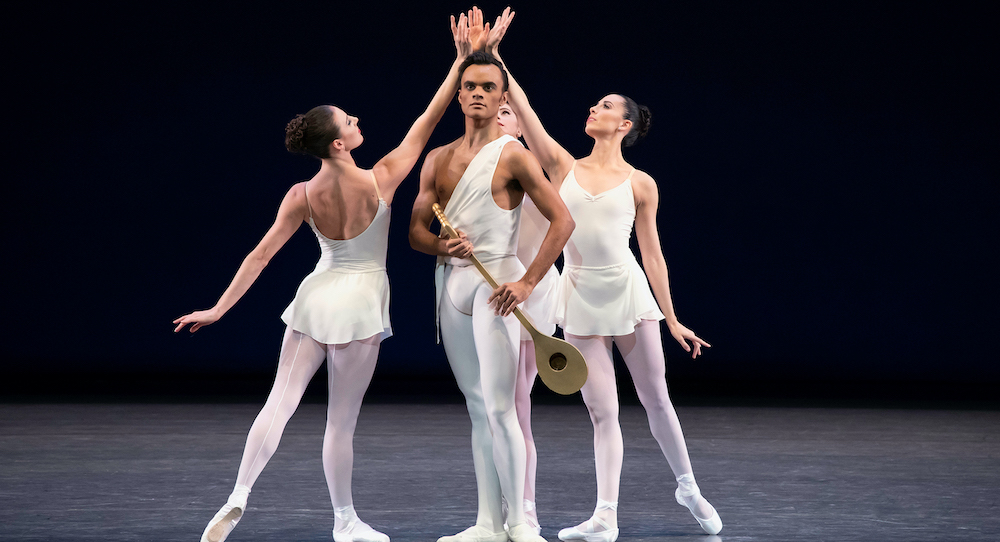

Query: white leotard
435;134;526;324
553;166;664;336
281;172;392;344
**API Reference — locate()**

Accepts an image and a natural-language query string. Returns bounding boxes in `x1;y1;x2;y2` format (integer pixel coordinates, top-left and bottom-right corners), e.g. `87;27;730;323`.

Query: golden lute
432;203;588;395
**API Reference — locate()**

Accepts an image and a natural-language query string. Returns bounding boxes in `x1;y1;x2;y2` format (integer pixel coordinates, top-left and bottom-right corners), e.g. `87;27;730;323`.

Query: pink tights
234;326;380;512
566;319;712;526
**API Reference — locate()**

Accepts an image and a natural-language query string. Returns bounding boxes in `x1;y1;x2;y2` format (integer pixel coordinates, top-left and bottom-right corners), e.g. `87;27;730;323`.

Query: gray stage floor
1;402;998;541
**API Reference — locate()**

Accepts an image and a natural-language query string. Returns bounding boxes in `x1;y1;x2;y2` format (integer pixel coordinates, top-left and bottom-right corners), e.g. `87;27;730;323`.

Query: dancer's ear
330;139;346;153
619;119;633;134
500;91;509;106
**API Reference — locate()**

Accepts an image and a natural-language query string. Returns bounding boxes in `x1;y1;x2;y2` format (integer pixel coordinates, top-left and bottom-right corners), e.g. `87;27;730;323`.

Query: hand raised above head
450;12;473;58
466;6;490;52
486;7;514;54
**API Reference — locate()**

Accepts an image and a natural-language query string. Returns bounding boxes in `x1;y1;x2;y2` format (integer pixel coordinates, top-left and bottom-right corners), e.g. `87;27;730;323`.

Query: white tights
566;319;712;526
440;284;528;532
234;326;380;520
516;340;539;518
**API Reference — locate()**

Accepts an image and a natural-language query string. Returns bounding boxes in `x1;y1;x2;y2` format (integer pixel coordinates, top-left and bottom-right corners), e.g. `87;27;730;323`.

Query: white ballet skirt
517;193;559;339
281;198;392;345
552;169;664;337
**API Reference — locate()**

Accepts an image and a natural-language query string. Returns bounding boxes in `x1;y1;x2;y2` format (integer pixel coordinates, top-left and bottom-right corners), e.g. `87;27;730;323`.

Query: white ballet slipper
333;520;390;542
201;485;250;542
674;474;723;535
556;517;617;542
437;525;509;542
507;522;547;542
558;499;617;542
333;505;390;542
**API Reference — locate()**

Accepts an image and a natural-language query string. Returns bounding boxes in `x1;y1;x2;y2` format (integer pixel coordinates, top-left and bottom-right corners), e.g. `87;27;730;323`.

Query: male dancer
409;51;574;542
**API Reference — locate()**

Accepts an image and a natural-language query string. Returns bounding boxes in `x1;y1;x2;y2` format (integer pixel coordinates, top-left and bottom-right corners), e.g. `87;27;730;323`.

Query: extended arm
632;172;711;358
484;8;575;186
489;145;575;315
173;184;307;333
371;14;473;204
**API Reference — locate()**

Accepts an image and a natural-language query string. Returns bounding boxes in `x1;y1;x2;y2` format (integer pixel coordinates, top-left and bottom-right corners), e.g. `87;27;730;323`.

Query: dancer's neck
460;117;504;152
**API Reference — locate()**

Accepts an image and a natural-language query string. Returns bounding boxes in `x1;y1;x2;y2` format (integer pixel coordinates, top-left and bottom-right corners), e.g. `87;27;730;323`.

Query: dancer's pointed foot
508;522;546;542
201;485;250;542
437;525;508;542
675;474;722;535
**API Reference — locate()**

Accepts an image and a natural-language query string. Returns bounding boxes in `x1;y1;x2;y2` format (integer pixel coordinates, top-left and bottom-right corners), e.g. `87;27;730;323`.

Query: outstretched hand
466;6;490;52
173;309;221;334
450;12;473;58
486;7;514;53
667;322;712;359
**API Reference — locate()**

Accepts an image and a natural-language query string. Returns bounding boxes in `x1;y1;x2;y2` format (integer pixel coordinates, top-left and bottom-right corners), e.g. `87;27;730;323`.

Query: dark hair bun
619;95;650;147
636;105;652;139
285;114;309;154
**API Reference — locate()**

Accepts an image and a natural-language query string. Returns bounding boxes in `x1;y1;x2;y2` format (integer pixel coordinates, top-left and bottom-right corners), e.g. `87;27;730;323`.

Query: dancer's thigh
273;326;328;397
471;284;519;413
566;333;619;416
441;286;483;401
326;334;381;416
615;320;670;405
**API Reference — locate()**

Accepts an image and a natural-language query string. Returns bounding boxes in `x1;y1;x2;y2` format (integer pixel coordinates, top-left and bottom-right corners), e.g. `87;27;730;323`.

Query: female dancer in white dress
486;8;722;539
497;103;558;535
172;17;473;542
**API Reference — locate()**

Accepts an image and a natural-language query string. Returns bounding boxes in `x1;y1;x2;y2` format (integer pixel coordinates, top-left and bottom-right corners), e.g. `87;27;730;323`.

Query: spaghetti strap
303;181;314;221
368;170;382;201
626;167;636;181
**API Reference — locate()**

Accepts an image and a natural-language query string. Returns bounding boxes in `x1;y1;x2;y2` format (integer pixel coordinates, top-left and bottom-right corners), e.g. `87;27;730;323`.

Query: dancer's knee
585;397;620;428
636;383;674;415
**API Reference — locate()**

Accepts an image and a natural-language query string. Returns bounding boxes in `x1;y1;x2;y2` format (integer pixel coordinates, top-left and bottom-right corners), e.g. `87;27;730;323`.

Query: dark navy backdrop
5;1;997;394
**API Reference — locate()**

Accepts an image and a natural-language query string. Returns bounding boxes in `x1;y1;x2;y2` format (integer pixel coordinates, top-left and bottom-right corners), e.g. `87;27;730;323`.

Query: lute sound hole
548;353;568;372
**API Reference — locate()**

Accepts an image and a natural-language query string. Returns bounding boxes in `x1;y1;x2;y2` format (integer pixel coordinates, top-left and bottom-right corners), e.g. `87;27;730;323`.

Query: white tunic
281;175;392;344
553;167;664;336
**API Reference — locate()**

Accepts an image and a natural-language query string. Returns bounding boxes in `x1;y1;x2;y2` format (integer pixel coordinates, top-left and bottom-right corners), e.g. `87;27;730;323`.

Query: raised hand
467;6;490;51
486;6;515;54
450;12;473;58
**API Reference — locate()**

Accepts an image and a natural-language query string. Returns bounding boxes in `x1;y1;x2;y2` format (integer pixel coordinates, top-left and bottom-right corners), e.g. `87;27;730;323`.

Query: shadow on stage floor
2;375;998;541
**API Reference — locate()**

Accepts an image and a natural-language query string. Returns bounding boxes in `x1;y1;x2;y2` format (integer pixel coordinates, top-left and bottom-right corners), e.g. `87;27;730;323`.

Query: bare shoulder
500;140;539;170
424;138;462;169
285;180;308;201
630;169;660;204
